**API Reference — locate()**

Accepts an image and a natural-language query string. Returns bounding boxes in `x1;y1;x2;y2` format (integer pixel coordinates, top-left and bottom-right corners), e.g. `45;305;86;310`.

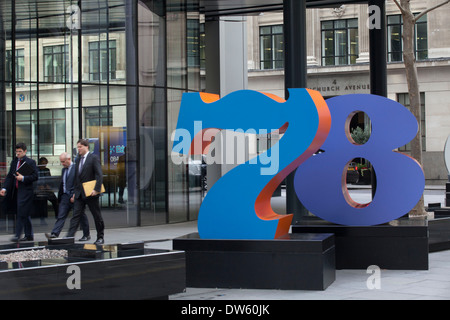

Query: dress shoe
78;235;91;241
94;238;104;245
19;236;34;241
10;236;19;242
45;233;57;239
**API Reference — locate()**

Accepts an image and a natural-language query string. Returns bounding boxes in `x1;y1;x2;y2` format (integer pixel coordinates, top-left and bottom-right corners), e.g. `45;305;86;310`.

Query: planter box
0;242;186;300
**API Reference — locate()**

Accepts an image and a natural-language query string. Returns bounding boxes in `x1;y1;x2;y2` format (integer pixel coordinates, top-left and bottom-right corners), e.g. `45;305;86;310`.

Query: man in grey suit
45;152;90;240
67;139;105;244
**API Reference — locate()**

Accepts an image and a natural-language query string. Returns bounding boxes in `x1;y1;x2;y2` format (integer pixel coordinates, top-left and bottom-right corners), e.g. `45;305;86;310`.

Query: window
38;109;66;155
397;93;426;152
85;106;112;130
89;40;117;81
187;19;200;68
260;25;284;70
13;109;66;156
321;19;358;66
44;44;69;82
5;49;25;85
199;23;206;70
388;14;428;62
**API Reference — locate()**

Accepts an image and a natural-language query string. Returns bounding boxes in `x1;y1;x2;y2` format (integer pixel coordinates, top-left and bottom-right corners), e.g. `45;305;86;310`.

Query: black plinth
172;233;335;290
292;218;428;270
428;214;450;252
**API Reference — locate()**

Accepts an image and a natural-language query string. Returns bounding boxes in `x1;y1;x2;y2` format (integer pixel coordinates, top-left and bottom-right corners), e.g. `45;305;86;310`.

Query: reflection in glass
44;45;70;83
167;89;188;223
0;0;201;235
89;40;117;81
167;0;187;89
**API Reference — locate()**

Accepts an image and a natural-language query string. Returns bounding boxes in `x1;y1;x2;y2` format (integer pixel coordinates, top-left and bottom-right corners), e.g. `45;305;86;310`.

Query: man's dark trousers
51;193;89;237
68;195;103;239
67;152;104;240
12;192;33;239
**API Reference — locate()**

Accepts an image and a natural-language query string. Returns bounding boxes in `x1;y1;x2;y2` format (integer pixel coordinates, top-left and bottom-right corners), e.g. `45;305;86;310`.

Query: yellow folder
82;180;105;196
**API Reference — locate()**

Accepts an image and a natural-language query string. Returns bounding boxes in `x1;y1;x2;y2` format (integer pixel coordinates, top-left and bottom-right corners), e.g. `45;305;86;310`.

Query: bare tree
392;0;450;217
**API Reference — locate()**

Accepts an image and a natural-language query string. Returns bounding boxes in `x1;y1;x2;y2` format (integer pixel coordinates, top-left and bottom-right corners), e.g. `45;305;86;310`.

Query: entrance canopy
200;0;365;16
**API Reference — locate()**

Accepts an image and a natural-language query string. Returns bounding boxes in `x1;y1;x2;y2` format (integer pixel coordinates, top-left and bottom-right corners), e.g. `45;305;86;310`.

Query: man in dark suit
0;142;39;242
67;139;105;244
45;152;90;240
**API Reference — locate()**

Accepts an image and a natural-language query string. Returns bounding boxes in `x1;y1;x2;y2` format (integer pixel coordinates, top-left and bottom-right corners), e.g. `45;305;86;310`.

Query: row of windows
11;106;113;157
13;109;66;156
259;14;428;70
5;40;117;83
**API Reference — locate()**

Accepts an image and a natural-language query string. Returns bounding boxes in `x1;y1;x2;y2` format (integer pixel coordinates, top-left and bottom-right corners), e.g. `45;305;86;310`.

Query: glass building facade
0;0;202;234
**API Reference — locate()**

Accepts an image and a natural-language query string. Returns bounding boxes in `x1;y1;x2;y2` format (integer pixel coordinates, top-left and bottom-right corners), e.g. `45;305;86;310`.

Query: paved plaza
0;186;448;300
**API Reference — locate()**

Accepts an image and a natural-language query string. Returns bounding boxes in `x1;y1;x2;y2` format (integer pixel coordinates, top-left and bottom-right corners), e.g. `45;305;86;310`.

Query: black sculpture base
292;218;428;270
428;212;450;252
172;232;335;290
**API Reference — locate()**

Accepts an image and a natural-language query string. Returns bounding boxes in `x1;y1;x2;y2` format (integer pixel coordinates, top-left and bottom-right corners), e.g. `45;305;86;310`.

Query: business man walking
45;152;90;240
67;139;105;244
0;142;39;242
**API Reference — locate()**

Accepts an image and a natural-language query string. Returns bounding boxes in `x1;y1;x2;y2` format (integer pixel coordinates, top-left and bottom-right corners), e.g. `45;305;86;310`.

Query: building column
204;16;248;189
283;0;309;223
125;0;139;224
428;0;450;58
368;0;387;198
306;9;319;66
356;4;370;63
205;16;248;96
0;7;6;164
369;0;387;97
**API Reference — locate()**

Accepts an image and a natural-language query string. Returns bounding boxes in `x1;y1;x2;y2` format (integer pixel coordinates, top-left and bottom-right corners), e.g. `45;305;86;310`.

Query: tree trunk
400;0;427;217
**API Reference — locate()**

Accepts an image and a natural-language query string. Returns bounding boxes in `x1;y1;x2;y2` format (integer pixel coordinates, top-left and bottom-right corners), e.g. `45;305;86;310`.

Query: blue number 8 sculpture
294;94;425;226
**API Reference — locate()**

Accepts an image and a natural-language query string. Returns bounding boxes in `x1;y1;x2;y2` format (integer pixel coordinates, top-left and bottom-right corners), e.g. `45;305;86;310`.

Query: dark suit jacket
74;152;103;199
2;156;39;213
58;163;75;200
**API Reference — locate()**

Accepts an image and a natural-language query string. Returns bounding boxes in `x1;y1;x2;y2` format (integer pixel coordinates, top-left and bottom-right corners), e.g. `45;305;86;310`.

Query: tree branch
415;0;450;22
392;0;408;16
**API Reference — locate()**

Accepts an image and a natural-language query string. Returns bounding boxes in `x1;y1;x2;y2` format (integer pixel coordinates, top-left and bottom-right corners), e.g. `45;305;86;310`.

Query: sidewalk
162;222;450;300
0;186;449;300
172;248;450;300
346;184;446;190
0;220;198;250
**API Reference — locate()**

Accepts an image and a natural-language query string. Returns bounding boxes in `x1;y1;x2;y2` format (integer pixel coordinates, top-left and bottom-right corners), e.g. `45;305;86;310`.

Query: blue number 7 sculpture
172;89;331;239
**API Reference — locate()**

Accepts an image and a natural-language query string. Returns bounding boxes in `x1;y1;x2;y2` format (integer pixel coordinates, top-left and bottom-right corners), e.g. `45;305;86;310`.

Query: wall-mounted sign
308;75;371;96
16;92;37;103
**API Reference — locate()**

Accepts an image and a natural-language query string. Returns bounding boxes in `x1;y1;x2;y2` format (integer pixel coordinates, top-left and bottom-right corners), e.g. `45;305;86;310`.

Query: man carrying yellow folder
66;139;105;245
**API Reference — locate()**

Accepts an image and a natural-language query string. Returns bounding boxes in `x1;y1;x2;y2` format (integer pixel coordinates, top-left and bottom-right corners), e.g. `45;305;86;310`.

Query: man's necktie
63;167;68;193
16;159;22;189
79;156;85;173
